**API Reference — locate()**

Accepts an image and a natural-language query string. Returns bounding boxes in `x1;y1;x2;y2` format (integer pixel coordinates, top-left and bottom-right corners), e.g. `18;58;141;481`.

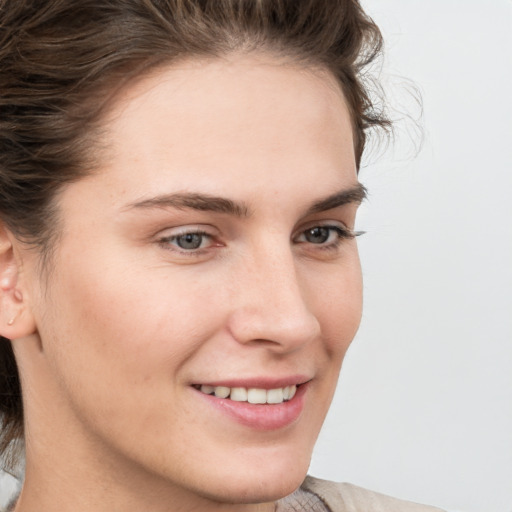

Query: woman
0;1;445;510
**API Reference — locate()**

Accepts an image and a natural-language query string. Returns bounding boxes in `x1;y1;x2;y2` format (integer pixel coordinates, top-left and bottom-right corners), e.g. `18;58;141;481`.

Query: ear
0;223;37;340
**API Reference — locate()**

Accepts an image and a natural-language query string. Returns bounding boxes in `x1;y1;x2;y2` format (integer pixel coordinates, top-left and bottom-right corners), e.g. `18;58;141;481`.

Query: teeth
213;386;230;398
247;388;267;404
267;388;284;404
198;384;298;404
200;385;215;395
230;387;248;402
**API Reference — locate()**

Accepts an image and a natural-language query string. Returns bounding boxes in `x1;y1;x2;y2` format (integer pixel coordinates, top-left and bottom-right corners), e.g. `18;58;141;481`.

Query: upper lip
192;375;312;389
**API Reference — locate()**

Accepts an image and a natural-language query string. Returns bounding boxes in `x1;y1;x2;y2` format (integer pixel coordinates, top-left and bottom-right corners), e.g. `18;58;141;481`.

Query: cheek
308;253;363;354
56;272;215;365
38;245;223;403
36;260;231;459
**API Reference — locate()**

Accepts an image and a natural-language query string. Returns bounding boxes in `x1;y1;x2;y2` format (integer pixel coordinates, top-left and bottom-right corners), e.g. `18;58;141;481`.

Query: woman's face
22;55;363;507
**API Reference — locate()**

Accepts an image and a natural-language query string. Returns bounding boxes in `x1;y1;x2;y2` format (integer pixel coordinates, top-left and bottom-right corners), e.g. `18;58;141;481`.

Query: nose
226;245;321;353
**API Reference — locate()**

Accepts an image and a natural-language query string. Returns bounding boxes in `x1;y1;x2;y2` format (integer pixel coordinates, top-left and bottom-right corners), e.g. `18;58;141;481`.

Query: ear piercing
7;312;18;326
5;290;23;326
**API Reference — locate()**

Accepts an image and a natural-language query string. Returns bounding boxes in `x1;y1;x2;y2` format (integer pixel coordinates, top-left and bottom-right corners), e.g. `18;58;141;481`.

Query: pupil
177;233;202;249
306;227;329;244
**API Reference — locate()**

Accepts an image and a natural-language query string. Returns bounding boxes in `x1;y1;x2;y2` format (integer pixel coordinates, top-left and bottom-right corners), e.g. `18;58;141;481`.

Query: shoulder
301;476;447;512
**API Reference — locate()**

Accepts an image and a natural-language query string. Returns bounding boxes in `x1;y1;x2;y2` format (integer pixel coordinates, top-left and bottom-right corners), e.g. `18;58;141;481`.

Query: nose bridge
227;240;320;350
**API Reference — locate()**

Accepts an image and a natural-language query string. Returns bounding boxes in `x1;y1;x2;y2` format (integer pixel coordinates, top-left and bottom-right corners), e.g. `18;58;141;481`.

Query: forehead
74;54;357;214
108;53;350;128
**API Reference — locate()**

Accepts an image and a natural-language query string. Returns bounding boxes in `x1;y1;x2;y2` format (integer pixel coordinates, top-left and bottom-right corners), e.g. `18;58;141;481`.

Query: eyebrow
305;182;367;215
125;192;250;217
125;182;367;217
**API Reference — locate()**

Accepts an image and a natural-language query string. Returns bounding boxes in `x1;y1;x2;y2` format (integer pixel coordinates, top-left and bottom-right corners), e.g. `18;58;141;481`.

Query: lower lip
193;384;308;431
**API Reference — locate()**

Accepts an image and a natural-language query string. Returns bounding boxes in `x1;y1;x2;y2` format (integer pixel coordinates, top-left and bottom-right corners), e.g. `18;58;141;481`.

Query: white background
1;1;511;511
309;1;512;512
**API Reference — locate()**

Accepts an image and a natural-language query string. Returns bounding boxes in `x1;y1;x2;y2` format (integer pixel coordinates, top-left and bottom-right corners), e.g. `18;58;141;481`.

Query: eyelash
295;225;364;251
157;229;215;256
157;225;364;256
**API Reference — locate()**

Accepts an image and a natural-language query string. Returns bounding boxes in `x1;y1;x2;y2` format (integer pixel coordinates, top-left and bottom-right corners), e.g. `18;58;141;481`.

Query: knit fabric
276;484;331;511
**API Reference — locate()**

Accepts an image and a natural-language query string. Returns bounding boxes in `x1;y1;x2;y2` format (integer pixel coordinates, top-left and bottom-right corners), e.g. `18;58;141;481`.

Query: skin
0;53;364;512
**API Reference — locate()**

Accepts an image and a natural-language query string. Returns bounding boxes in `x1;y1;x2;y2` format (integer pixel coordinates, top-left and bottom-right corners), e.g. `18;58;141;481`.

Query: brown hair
0;0;389;471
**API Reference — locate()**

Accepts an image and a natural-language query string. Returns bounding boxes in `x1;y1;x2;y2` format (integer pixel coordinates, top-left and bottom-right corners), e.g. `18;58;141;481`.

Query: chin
192;446;312;505
201;472;307;506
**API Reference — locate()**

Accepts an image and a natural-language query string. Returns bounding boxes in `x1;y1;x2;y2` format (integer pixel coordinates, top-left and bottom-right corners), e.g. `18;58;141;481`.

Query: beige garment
298;476;447;512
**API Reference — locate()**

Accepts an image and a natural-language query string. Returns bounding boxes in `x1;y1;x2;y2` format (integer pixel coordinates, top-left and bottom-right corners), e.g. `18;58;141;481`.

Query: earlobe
0;225;37;340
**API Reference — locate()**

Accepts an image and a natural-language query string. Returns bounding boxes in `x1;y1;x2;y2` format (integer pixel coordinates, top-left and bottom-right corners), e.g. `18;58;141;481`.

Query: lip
191;379;310;431
194;375;310;389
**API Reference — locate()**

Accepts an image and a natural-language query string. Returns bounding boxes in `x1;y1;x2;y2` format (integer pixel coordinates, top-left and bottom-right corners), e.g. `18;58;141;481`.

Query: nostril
226;307;320;352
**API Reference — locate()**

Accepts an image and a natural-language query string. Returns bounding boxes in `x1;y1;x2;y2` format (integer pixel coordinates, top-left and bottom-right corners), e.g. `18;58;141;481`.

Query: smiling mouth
193;384;298;405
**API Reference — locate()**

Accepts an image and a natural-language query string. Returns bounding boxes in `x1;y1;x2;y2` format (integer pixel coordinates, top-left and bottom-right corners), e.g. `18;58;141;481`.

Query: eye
158;229;215;252
294;224;361;249
174;232;207;250
303;226;337;244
